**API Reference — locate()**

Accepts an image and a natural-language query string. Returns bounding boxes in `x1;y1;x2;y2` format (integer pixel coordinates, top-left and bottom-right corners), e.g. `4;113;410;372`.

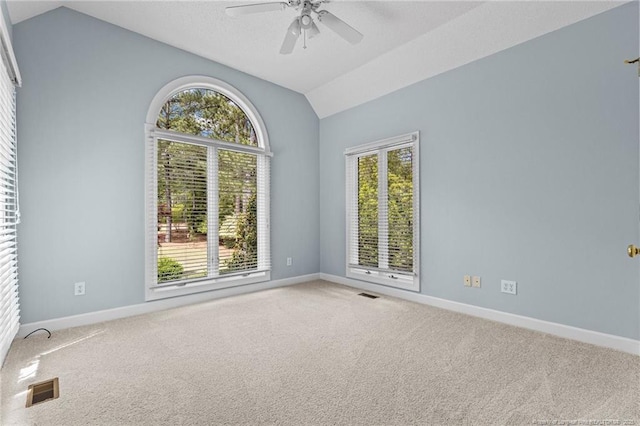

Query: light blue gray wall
13;3;640;340
14;7;320;323
319;3;640;339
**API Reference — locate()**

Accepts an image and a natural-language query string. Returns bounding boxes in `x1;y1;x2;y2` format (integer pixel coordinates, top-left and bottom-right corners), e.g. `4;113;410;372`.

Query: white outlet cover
74;281;85;296
501;280;517;295
464;275;471;287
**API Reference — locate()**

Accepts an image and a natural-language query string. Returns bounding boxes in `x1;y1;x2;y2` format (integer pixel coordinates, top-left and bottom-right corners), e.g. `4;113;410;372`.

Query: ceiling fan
225;0;364;54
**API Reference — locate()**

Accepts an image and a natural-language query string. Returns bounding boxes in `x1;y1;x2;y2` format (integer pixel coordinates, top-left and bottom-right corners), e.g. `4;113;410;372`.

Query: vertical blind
0;51;19;365
153;138;270;287
346;133;419;290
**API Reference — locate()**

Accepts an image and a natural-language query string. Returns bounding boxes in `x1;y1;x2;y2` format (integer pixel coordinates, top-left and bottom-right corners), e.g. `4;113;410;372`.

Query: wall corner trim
17;273;320;337
319;273;640;356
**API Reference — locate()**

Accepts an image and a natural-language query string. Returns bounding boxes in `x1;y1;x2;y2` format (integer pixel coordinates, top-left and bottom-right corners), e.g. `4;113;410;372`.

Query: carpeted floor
1;280;638;425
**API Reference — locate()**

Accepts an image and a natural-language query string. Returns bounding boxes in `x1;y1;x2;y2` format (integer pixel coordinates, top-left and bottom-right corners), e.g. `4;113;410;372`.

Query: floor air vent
26;377;59;407
358;293;379;299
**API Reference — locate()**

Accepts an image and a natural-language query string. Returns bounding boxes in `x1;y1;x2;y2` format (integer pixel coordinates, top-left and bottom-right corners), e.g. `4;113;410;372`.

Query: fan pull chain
303;29;308;49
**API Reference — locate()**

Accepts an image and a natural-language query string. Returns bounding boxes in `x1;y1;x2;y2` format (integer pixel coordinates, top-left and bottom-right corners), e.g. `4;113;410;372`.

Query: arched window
145;76;271;301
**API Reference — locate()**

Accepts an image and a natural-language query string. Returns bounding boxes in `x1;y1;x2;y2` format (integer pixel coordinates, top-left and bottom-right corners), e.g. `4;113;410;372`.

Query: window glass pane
157;89;257;146
387;147;413;272
358;154;378;267
157;139;208;282
218;150;258;274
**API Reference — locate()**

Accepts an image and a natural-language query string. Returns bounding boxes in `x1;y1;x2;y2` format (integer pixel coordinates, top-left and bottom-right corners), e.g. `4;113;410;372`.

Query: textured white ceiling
6;1;627;118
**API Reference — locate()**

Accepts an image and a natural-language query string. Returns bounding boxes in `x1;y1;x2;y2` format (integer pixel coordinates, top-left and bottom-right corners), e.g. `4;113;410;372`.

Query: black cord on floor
23;328;51;339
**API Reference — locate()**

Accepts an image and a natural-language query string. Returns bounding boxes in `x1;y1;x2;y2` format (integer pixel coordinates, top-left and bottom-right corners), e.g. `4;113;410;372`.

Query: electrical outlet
501;280;517;295
472;276;481;288
464;275;471;287
286;257;292;266
74;282;85;296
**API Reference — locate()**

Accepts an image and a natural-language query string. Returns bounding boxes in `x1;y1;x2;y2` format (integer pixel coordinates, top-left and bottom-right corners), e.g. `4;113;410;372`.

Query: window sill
347;268;419;292
145;271;271;301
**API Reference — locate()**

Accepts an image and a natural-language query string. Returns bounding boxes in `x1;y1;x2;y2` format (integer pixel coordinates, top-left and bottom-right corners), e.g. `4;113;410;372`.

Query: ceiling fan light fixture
300;14;313;29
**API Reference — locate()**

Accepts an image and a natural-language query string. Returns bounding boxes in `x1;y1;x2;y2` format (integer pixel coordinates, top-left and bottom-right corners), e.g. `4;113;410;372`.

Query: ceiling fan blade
280;18;301;55
317;10;363;45
226;2;287;17
307;21;320;39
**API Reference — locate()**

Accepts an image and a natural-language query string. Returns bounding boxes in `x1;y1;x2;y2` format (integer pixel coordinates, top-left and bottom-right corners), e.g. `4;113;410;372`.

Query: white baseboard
19;272;639;356
320;273;640;356
18;273;320;337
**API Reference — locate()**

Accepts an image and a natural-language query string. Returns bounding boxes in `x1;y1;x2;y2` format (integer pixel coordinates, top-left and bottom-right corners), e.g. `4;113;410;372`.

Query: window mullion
378;150;388;270
208;146;219;277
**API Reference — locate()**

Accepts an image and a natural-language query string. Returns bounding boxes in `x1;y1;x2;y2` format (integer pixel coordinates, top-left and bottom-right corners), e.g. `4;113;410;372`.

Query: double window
345;132;419;291
145;77;271;301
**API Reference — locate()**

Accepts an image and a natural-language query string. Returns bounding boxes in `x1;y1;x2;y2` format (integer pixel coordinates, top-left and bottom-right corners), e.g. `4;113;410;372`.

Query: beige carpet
1;280;638;425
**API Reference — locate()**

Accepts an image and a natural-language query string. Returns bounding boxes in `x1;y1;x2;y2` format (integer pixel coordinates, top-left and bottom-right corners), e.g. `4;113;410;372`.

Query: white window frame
144;76;271;301
345;132;420;291
0;6;21;366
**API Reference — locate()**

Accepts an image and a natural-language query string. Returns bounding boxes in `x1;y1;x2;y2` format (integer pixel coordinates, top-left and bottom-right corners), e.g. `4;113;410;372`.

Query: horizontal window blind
355;154;378;268
384;146;414;273
156;140;208;282
218;149;258;273
153;139;270;287
0;53;18;366
346;133;419;291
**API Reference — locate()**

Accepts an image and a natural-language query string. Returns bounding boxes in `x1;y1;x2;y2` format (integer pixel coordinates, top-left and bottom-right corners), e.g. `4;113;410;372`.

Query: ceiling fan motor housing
300;1;316;29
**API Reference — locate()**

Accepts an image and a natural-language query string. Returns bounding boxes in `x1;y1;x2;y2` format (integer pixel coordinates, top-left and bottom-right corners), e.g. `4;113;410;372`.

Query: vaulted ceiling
6;1;625;118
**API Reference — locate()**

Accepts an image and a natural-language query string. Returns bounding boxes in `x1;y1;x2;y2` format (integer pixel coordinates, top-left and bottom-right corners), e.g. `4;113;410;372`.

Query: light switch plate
472;276;481;288
464;275;471;287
